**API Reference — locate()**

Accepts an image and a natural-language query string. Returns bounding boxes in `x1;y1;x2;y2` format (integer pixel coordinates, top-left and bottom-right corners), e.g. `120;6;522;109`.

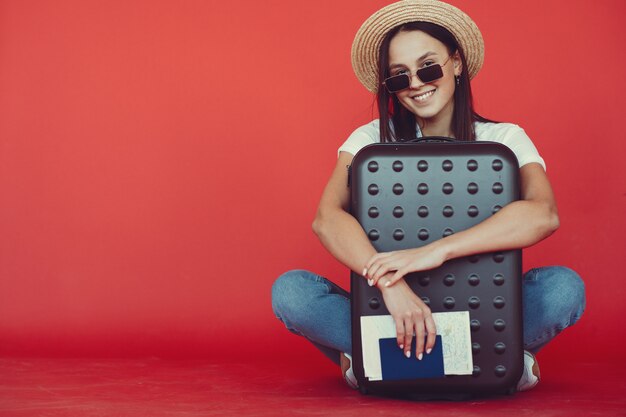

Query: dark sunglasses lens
417;65;444;83
385;74;410;92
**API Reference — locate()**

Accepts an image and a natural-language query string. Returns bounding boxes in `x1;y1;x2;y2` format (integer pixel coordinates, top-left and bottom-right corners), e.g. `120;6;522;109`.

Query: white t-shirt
338;119;546;170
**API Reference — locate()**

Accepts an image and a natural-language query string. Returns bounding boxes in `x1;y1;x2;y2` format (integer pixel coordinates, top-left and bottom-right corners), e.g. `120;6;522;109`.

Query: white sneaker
517;350;541;392
340;353;359;389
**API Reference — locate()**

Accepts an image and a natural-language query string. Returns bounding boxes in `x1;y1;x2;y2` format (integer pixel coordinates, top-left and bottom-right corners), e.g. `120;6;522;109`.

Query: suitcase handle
407;136;457;143
347;137;458;187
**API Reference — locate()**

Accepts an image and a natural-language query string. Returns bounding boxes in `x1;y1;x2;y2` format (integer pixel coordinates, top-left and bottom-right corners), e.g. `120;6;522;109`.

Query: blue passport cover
379;335;445;380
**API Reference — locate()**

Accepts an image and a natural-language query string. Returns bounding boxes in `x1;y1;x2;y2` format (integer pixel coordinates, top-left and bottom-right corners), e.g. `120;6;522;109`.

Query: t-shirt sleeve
476;123;546;171
501;126;546;171
337;120;379;157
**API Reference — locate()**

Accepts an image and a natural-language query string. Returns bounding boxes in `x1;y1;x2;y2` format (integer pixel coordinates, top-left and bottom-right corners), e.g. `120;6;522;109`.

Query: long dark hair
377;22;494;142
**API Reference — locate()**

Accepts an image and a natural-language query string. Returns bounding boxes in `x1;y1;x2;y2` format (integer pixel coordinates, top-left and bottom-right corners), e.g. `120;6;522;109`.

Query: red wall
1;0;624;362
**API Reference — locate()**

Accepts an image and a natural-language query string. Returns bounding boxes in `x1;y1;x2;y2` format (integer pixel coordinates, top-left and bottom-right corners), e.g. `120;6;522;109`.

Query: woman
271;0;585;392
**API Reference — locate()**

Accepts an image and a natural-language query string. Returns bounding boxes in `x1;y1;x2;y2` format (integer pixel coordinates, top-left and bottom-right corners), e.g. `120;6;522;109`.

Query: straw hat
351;0;484;93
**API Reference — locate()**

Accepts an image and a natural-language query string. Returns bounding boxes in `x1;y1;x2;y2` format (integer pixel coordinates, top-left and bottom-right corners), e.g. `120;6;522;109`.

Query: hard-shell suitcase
349;138;523;398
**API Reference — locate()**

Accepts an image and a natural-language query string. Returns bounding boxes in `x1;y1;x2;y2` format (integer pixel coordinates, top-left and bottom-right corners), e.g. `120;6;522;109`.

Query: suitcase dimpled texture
349;139;523;397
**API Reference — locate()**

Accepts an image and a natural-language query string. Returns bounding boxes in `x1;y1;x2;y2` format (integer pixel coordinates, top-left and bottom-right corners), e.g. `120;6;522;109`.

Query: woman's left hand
364;242;448;288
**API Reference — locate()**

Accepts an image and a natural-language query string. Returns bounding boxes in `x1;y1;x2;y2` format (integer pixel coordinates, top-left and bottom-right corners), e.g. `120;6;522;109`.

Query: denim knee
271;269;319;323
523;266;586;352
271;270;352;359
535;266;586;328
557;266;586;326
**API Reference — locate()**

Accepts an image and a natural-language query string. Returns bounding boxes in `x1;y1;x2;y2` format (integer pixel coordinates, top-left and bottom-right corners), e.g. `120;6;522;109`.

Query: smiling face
388;30;462;136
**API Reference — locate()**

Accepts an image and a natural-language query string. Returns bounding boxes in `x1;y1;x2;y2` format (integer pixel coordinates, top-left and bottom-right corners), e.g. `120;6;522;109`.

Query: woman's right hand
377;274;437;360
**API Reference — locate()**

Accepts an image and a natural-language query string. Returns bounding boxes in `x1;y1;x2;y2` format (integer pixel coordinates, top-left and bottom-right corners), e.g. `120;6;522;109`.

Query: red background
0;0;624;364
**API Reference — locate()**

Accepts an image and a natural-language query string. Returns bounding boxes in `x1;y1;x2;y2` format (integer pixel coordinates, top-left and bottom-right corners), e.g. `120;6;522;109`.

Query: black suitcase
349;138;523;398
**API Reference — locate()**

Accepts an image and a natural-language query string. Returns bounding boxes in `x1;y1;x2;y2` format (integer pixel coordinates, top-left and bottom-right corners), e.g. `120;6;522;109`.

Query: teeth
414;90;435;101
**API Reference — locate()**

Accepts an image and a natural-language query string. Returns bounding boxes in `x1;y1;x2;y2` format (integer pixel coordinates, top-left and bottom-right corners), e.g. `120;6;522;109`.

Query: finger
363;257;376;278
371;262;392;283
403;316;413;359
371;260;395;285
394;317;405;351
424;314;437;354
366;263;381;284
375;270;398;289
374;275;388;289
387;269;407;287
414;313;425;360
365;252;392;271
375;257;403;282
364;257;376;274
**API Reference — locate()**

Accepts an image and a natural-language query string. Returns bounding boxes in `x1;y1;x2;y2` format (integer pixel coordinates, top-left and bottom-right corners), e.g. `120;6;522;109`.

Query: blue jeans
271;267;585;366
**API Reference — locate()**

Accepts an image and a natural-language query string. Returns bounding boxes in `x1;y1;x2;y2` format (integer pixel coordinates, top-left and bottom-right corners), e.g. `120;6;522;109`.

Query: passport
379;335;445;380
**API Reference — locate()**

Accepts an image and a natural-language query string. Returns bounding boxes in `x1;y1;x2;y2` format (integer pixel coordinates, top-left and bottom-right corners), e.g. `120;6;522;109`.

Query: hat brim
351;0;484;93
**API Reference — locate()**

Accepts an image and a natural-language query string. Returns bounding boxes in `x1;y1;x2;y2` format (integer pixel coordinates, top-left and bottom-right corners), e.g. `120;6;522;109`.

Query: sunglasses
382;55;452;93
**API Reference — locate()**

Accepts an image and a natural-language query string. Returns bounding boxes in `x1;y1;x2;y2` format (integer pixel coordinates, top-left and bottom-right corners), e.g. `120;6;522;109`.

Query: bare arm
444;162;558;256
312;151;377;274
366;162;560;285
312;151;436;359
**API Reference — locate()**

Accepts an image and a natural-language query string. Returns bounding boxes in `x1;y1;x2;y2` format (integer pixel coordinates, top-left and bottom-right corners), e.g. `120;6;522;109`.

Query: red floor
1;357;625;417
